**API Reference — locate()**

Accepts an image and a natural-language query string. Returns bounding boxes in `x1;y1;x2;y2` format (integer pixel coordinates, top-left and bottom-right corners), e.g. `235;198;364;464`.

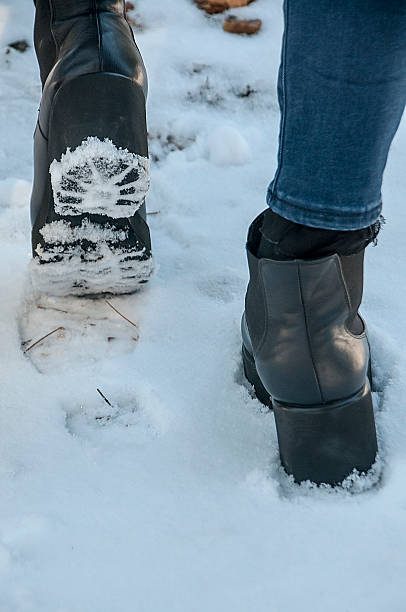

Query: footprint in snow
64;394;140;438
18;288;141;375
196;269;245;303
63;386;170;445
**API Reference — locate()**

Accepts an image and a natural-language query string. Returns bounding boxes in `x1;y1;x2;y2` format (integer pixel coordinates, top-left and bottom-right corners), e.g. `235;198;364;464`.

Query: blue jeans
267;0;406;230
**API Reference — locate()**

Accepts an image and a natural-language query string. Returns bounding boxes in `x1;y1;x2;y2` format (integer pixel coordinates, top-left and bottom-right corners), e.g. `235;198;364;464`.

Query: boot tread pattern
50;137;150;219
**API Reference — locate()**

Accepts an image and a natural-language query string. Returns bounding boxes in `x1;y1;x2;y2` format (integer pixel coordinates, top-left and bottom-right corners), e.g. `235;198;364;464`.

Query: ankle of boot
257;208;383;261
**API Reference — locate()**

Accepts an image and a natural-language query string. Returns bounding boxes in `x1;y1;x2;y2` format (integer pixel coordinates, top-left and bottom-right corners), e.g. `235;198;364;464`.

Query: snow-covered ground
1;1;406;610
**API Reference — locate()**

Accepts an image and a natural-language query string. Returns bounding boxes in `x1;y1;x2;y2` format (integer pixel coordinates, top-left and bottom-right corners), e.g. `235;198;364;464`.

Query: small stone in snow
195;0;255;15
223;15;262;35
8;40;29;53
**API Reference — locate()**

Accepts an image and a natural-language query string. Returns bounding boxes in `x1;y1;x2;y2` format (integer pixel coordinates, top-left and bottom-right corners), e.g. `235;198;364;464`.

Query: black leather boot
31;0;153;295
242;212;378;485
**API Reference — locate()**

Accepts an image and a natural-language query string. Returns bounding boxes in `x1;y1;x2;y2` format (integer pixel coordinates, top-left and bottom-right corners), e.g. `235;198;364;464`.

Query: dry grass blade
24;326;65;353
105;300;138;330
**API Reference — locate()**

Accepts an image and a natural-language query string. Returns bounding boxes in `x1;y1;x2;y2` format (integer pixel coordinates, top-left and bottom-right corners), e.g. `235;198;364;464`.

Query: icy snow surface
1;0;406;610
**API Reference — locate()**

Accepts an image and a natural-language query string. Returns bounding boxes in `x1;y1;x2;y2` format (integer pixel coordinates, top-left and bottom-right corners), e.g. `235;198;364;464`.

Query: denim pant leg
268;0;406;230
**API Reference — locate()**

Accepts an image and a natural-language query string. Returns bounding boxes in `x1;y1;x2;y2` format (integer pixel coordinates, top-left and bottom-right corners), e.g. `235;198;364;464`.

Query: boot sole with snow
242;345;378;485
31;73;153;297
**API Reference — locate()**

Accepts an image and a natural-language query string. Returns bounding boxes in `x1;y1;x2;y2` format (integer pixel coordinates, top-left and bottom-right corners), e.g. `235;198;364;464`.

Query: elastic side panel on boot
50;137;150;218
297;255;369;403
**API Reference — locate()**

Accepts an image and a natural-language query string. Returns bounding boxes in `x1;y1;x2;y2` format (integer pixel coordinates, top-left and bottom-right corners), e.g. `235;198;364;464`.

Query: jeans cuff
267;186;382;231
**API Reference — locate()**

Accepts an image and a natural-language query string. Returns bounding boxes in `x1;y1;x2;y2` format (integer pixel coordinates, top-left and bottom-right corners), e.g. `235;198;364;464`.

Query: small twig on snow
24;326;65;353
37;305;68;314
105;300;138;330
97;388;113;408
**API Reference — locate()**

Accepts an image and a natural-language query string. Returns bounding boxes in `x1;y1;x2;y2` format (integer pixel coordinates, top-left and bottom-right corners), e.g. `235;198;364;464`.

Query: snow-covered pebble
207;124;252;166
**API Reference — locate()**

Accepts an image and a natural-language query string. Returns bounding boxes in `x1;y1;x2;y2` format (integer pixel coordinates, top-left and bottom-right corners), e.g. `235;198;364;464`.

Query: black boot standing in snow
242;209;379;485
31;0;152;295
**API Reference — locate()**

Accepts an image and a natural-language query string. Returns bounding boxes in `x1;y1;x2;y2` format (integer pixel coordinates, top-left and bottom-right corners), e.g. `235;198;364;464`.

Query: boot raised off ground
242;210;379;486
31;0;152;296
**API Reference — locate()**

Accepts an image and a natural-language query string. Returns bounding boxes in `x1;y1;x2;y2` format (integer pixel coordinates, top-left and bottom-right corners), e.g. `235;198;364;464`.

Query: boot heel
242;345;271;407
48;73;149;219
273;384;378;485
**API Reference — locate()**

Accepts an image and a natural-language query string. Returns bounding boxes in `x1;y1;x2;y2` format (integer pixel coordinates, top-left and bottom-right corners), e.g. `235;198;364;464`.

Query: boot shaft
34;0;142;89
